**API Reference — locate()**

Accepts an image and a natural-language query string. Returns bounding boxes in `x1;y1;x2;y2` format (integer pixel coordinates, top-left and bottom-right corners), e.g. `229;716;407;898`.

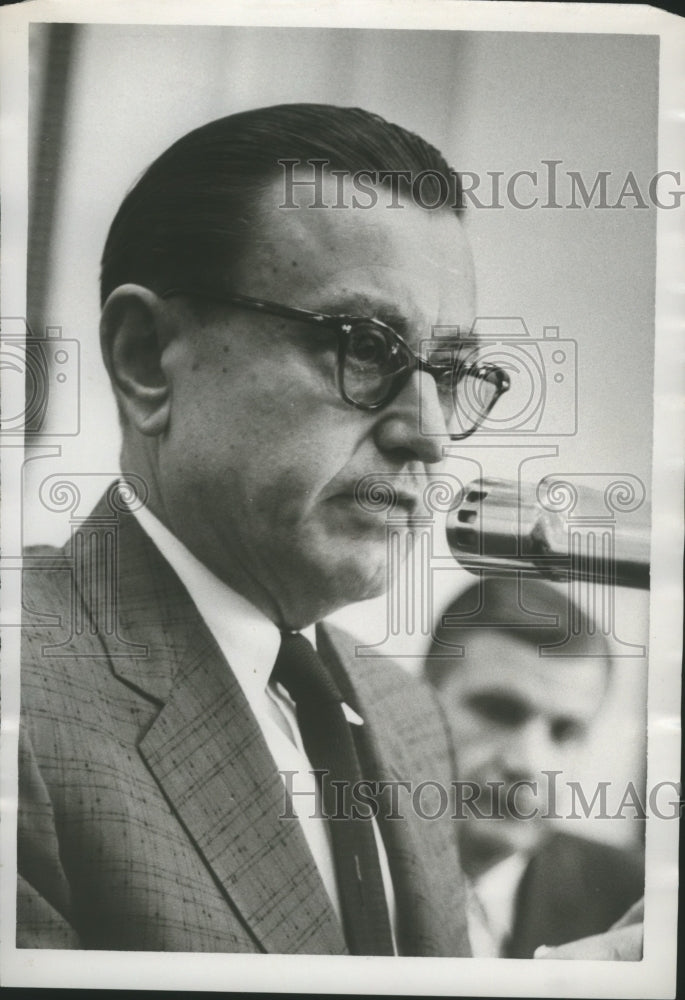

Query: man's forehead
236;174;475;327
449;639;609;713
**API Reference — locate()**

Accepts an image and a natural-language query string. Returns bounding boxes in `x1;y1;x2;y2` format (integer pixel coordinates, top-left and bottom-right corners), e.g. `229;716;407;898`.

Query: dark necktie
272;630;394;955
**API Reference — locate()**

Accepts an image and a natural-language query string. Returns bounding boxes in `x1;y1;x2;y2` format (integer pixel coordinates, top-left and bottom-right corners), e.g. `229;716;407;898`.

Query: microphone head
446;476;651;589
447;478;550;576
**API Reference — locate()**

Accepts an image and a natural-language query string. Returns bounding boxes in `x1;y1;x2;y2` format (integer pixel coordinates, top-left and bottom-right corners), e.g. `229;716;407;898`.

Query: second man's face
155;175;476;627
438;631;608;872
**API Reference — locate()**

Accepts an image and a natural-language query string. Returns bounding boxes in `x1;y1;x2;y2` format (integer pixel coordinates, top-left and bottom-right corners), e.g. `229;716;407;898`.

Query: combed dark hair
424;577;613;691
100;103;462;306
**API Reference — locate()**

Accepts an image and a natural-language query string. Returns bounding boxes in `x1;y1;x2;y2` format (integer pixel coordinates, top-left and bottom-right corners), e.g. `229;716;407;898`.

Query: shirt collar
129;499;316;715
470;851;529;947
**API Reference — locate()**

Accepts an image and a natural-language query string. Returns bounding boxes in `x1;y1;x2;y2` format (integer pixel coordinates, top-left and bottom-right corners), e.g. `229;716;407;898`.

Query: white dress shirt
465;851;529;957
130;501;397;948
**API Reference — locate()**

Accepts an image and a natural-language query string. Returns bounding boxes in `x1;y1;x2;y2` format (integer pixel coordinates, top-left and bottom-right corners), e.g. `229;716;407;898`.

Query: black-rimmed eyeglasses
160;288;510;440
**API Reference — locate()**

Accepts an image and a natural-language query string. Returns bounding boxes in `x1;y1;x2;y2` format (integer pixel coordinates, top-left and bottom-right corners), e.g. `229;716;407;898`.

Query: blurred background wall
24;24;658;846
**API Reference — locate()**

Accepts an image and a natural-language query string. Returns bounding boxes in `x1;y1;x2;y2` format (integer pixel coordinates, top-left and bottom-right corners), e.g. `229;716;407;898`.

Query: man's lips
467;779;547;818
327;490;420;516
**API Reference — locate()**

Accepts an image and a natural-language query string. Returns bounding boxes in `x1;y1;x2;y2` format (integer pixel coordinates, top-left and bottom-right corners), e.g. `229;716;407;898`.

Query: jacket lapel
137;630;347;954
318;624;471;957
73;499;346;954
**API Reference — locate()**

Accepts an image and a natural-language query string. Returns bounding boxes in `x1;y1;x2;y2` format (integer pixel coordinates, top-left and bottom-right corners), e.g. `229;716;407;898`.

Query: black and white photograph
1;1;682;996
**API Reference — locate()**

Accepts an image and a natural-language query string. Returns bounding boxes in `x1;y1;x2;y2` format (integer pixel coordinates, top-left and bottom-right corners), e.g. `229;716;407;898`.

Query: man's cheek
454;750;498;791
457;734;499;771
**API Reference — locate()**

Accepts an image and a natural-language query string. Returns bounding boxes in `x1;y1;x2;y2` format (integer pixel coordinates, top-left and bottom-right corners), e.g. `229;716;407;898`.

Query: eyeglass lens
341;326;500;434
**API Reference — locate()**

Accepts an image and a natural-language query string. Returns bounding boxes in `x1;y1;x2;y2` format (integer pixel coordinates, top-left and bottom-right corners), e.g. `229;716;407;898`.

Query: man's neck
118;462;334;630
460;840;520;881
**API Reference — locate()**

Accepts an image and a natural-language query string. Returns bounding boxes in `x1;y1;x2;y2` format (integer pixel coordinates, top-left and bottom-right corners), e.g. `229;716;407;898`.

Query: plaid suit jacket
17;496;471;954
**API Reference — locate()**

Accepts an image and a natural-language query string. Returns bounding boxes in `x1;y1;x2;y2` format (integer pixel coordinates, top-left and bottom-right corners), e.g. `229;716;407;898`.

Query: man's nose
373;371;447;465
504;719;554;783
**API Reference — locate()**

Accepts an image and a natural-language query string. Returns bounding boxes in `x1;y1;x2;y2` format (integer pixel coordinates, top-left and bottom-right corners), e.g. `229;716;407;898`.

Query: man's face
438;631;608;872
156;175;475;627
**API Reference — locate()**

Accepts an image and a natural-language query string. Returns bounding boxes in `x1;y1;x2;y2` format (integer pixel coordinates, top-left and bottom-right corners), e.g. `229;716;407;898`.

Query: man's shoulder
19;512;170;707
538;830;645;886
545;829;643;863
509;830;645;956
23;541;71;566
22;541;75;624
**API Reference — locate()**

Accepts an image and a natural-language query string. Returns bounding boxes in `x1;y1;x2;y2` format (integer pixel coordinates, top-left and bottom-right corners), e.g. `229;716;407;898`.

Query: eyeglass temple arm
160;288;336;326
160;287;511;396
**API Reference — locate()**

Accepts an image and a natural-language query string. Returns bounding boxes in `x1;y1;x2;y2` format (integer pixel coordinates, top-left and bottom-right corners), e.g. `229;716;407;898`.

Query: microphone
446;477;651;589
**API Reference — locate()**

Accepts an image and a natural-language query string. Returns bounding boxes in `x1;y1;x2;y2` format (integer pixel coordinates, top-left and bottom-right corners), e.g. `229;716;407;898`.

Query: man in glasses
19;102;644;960
19;103;503;955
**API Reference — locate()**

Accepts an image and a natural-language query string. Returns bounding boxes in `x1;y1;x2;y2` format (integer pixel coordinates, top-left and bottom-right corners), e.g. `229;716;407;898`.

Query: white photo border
1;1;682;996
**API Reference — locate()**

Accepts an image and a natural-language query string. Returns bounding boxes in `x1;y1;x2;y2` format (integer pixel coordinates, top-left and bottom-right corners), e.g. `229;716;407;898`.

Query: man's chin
461;817;546;871
278;540;389;624
315;552;389;608
482;819;546;857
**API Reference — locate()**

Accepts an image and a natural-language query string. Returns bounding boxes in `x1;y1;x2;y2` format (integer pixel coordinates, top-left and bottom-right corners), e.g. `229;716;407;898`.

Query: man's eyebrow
316;294;411;333
551;714;587;734
465;690;531;716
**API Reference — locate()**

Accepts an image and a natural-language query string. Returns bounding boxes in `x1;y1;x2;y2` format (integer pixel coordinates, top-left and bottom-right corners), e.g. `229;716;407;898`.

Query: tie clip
342;703;364;726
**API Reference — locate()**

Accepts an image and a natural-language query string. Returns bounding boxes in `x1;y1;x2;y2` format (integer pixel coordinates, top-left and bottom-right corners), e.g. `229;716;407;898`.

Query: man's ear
100;284;175;435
